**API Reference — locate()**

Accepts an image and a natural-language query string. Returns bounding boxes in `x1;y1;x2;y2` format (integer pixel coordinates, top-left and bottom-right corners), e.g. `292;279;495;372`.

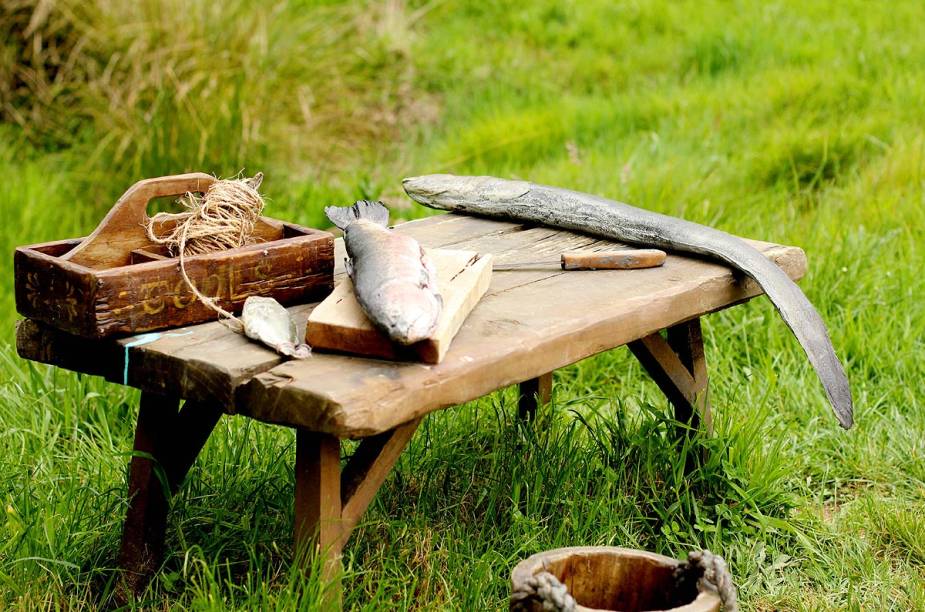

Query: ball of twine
145;173;265;329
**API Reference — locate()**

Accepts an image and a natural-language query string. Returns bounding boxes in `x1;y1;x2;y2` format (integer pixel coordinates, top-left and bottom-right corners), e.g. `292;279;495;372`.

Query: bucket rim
511;546;722;612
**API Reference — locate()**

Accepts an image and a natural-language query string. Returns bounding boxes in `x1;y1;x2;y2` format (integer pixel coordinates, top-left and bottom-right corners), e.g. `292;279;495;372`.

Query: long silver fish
325;200;442;345
403;174;853;429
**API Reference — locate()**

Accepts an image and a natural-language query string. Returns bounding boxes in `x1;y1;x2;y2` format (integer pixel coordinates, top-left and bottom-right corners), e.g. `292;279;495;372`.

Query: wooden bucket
511;547;722;612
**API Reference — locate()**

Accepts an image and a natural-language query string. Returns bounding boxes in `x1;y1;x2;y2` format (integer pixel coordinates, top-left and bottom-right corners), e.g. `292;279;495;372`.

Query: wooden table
15;213;806;601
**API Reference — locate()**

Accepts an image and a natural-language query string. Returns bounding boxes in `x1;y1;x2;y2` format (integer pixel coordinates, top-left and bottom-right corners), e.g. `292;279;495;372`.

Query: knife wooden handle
560;249;667;270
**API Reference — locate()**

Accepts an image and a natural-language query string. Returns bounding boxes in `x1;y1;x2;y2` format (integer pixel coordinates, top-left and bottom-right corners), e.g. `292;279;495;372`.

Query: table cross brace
629;318;712;434
293;417;423;599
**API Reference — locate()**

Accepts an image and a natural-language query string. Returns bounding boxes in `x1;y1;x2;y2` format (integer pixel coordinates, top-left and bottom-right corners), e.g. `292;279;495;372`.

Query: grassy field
2;0;924;609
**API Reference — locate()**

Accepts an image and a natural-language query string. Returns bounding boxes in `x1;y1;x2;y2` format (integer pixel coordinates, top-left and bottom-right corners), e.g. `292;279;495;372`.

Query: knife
493;249;667;271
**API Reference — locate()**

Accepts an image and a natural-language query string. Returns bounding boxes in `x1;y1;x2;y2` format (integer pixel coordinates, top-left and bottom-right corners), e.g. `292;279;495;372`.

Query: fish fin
419;246;438;288
418;248;443;309
325;200;390;230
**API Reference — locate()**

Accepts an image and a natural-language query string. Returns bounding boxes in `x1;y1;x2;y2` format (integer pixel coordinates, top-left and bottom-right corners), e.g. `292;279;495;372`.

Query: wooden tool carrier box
14;173;334;338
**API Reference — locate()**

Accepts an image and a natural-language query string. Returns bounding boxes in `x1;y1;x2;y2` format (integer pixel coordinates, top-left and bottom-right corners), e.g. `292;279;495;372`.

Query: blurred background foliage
1;0;923;609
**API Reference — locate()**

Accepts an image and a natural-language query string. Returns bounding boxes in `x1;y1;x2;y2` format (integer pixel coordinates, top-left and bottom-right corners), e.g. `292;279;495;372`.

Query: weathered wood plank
16;310;311;408
391;214;520;249
14;214;518;402
92;225;333;337
14;244;98;335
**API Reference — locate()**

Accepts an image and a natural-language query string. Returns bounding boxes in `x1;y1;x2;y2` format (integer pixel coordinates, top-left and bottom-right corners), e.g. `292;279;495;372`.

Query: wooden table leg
293;418;422;607
295;429;343;598
117;393;223;598
628;318;712;435
518;371;553;420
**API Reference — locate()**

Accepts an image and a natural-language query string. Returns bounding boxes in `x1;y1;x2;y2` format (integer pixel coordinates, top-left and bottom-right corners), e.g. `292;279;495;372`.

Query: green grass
2;0;924;609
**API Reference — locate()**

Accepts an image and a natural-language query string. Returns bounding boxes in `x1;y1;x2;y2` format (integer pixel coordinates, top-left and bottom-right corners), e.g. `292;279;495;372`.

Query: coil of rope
509;549;737;612
145;173;265;330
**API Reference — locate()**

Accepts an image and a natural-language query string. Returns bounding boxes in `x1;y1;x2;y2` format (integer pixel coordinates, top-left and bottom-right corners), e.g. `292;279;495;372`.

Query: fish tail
668;227;854;429
325;200;390;230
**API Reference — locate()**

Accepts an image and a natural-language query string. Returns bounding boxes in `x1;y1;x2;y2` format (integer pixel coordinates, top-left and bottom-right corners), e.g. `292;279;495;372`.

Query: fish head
241;296;298;345
375;285;442;345
403;174;530;210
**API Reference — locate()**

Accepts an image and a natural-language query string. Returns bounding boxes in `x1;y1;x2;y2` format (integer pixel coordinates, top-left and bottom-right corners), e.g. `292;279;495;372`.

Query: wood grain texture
238;216;806;438
306;249;493;363
15;309;312;408
15;221;333;338
17;214;807;438
14;243;98;334
294;429;343;603
290;421;420;606
62;173;285;269
510;546;721;612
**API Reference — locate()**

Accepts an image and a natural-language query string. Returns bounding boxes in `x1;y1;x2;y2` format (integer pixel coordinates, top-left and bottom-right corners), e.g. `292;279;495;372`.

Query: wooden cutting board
305;249;493;363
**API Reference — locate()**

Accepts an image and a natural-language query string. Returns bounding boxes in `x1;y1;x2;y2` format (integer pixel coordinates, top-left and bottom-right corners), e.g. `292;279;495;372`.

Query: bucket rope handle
510;571;577;612
509;549;738;612
675;550;738;612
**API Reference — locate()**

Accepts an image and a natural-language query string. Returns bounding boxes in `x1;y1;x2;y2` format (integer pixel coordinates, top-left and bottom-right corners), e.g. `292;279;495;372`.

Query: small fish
325;200;442;345
241;296;311;359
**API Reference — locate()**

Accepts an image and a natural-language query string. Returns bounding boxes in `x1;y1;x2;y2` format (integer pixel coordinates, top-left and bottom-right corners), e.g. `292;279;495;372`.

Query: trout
402;174;853;429
325;200;442;345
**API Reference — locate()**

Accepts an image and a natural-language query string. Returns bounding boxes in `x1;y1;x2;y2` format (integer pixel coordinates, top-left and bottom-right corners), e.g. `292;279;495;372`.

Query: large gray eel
402;174;853;429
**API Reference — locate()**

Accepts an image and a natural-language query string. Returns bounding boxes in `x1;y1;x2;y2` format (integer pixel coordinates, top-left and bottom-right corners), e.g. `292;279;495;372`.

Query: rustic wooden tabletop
18;212;805;438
